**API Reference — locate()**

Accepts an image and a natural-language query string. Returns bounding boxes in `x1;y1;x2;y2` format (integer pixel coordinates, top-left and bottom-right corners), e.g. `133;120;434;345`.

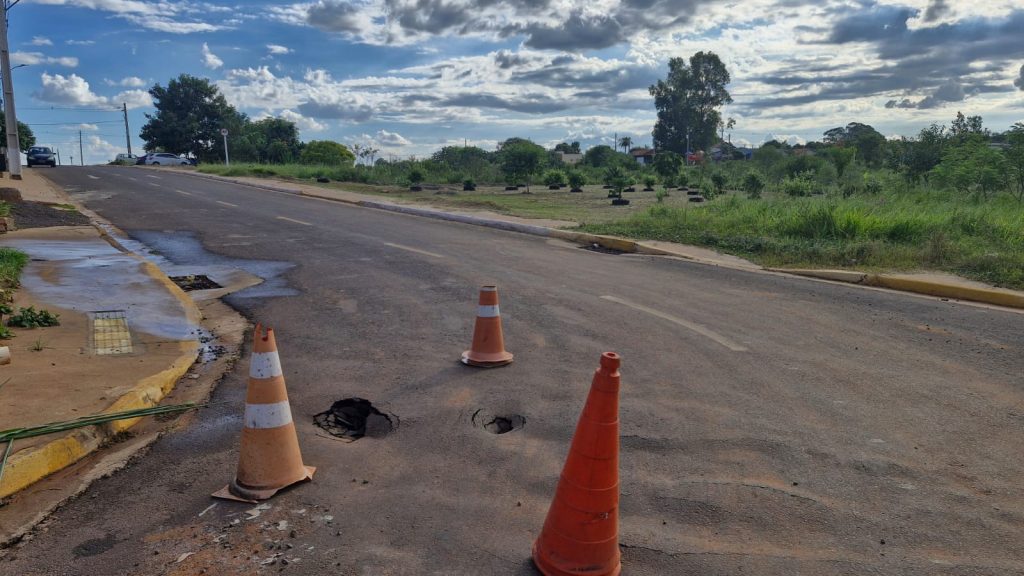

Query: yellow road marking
382;242;444;258
216;200;238;207
276;216;313;226
600;295;748;352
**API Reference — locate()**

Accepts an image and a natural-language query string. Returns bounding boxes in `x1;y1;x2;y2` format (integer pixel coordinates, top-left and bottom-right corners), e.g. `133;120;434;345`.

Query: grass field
0;246;28;290
197;164;1024;289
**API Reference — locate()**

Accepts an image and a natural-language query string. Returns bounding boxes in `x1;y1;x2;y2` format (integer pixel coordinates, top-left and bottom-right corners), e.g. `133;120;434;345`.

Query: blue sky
11;0;1024;164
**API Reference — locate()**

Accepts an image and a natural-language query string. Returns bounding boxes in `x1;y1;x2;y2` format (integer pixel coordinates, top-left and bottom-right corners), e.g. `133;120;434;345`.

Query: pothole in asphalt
313;398;397;442
169;274;222;291
472;409;525;434
580;243;625;255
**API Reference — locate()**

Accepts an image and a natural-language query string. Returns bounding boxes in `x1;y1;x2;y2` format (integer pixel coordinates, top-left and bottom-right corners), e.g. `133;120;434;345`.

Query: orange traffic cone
213;324;315;503
533;352;622;576
461;285;514;367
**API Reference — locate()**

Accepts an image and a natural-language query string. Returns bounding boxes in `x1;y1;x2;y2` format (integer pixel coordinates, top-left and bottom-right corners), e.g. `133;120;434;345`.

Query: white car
144;153;189;166
115;153;139;165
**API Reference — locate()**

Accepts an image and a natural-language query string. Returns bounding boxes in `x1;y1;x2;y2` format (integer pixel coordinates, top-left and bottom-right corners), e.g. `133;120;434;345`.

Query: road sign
220;128;229;136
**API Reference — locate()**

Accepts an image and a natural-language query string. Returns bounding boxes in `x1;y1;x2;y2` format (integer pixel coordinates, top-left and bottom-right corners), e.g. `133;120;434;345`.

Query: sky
10;0;1024;165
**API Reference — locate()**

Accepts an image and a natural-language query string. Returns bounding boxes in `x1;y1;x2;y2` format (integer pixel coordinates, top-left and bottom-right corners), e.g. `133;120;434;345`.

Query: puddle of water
1;237;197;341
120;229;297;299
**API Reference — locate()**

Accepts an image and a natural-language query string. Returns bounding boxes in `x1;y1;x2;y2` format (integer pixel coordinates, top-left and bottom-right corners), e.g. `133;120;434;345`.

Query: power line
25;120;122;126
21;106;121;112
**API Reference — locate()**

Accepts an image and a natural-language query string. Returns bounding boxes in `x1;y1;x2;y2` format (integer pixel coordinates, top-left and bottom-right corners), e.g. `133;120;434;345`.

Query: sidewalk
0;172;201;500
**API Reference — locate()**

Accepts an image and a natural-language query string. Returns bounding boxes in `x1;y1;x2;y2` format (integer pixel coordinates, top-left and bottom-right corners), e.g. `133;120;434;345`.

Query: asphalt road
6;166;1024;575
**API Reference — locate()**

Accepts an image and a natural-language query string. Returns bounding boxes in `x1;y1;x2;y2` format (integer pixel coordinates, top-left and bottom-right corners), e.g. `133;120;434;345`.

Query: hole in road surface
314;398;395;442
580;243;625;255
472;409;525;434
169;274;222;291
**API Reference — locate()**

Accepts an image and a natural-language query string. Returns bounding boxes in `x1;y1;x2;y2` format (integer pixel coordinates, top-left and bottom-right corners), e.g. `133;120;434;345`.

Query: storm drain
580;243;625;255
472;409;525;435
314;398;396;442
90;310;133;355
169;274;221;291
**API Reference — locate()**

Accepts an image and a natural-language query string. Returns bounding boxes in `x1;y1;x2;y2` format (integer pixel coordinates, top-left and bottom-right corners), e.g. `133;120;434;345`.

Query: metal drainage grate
90;310;133;355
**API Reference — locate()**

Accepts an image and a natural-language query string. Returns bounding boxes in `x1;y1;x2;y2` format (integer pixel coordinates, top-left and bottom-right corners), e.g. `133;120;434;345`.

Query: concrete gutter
0;183;202;500
166;169;1024;312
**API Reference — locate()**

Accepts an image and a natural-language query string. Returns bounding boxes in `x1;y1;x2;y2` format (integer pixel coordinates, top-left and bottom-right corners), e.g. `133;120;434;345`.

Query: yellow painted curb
0;260;201;499
866;275;1024;309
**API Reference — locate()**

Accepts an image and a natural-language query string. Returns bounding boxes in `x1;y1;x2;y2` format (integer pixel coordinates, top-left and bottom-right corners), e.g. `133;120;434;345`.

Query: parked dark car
27;146;57;167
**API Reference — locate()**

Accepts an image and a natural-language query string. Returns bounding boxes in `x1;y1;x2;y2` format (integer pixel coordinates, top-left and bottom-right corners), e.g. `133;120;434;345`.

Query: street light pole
0;1;23;179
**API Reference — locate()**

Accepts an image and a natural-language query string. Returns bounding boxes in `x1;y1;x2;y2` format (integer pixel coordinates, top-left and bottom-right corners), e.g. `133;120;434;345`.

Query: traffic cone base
213;465;316;503
532;352;622;576
462;285;514;368
213;323;314;503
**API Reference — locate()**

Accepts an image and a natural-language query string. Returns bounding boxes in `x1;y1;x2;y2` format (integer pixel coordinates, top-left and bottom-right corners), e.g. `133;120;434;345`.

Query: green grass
584;189;1024;289
0;202;10;218
0;247;27;290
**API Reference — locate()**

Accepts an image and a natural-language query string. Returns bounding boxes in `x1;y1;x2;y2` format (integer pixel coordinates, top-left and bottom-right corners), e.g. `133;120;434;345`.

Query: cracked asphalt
4;166;1024;575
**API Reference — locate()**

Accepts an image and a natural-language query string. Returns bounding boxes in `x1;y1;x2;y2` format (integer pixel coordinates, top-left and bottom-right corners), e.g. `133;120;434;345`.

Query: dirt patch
72;533;118;557
9;201;90;229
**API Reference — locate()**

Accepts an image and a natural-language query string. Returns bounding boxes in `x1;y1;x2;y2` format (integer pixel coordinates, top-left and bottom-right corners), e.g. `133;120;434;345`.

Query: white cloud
85;135;124;165
202;43;223;69
66;39;96;46
374;129;411;146
106;76;147;88
34;0;230;34
29;36;53;46
267;44;292;55
115;89;153;109
34;73;108;106
277;109;327;133
78;123;100;131
11;51;78;67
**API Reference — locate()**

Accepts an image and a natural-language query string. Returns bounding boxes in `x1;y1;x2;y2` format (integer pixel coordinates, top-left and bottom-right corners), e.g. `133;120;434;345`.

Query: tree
140;74;244;161
0;113;35;151
1004;127;1024;202
498;138;546;191
299;140;355;166
826;146;856;177
604;166;630;200
618;136;632;153
543;169;566;187
950;111;985;141
650;51;732;154
567;171;586;191
932;138;1006;199
822;122;886;168
584;144;619;167
742;172;765;199
652;151;683;184
554;141;581;154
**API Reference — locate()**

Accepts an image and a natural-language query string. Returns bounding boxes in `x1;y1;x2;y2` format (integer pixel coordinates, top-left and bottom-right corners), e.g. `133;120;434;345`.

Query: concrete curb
171;170;1024;311
1;180;202;499
773;268;1024;310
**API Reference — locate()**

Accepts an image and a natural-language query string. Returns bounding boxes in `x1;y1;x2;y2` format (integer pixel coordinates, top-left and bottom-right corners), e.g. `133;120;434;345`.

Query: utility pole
55;148;60;165
0;0;22;179
122;102;131;155
220;128;229;166
79;130;84;166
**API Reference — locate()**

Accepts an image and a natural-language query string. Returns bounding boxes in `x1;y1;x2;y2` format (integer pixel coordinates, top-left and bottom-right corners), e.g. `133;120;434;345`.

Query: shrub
7;306;60;328
711;172;727;194
543;169;567;187
656;188;670;203
408;169;424;185
643;176;657;189
742;172;765;199
567;172;586;190
781;172;816;197
677;169;689;187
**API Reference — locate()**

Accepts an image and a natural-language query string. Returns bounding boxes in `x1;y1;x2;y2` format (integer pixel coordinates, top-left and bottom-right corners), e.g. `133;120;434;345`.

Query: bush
711;173;727;194
656;188;670;203
643;176;657;189
408;169;424;185
677;170;689;188
781;172;816;197
7;306;60;328
567;172;585;190
742;172;765;199
543;169;567;187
